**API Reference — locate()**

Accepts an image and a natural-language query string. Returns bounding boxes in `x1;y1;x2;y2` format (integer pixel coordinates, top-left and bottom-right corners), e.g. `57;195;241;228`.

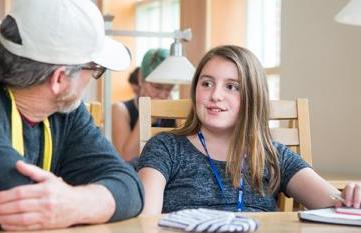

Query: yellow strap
42;118;52;171
8;89;53;171
8;89;24;156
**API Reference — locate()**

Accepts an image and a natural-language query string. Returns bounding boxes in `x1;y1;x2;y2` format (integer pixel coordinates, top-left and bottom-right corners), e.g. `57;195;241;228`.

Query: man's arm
0;161;116;231
56;103;144;222
0;146;32;191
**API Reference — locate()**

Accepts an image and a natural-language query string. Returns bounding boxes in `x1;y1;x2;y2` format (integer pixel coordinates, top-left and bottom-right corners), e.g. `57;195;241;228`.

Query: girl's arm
286;167;361;209
138;167;167;215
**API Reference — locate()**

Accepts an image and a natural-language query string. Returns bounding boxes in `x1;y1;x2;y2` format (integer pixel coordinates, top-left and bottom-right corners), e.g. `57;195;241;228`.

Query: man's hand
0;161;79;230
0;161;115;231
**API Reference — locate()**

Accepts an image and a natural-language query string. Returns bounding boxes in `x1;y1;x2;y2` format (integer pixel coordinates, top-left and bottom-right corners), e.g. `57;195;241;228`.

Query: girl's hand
337;182;361;208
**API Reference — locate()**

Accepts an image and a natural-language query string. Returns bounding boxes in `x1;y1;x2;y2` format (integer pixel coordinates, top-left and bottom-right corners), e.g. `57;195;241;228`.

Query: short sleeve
274;142;311;194
137;133;178;182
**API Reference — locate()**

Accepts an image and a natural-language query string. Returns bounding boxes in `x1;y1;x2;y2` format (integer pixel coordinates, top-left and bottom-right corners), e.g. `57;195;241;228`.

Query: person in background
112;48;175;162
137;45;361;215
0;0;143;230
128;67;141;97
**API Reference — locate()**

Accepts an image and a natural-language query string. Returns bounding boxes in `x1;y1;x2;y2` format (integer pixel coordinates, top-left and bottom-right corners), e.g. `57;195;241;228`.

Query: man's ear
48;66;69;95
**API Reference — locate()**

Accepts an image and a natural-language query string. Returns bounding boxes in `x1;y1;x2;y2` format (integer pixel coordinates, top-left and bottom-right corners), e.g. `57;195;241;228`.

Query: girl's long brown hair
172;45;280;194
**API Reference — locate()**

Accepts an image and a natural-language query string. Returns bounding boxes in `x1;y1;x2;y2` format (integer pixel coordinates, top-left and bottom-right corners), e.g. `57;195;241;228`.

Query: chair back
85;101;103;127
139;97;191;151
139;97;312;211
269;99;312;211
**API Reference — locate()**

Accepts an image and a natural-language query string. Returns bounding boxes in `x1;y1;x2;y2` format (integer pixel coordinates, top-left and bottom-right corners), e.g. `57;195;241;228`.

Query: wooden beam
96;0;103;12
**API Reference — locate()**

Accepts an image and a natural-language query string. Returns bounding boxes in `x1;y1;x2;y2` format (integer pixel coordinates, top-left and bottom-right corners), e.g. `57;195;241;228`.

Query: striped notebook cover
158;208;259;232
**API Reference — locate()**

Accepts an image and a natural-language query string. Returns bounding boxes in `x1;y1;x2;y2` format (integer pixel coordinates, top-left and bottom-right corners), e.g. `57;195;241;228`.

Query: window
246;0;281;100
135;0;180;65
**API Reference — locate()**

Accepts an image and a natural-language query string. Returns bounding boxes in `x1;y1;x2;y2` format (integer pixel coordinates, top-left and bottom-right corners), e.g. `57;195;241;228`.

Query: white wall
0;1;4;18
281;0;361;176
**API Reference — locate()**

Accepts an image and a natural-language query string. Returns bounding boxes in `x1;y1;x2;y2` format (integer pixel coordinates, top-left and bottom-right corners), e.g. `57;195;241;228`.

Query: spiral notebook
298;208;361;226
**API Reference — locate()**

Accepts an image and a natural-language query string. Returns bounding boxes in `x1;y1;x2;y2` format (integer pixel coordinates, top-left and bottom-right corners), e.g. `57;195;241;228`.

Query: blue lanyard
197;131;245;211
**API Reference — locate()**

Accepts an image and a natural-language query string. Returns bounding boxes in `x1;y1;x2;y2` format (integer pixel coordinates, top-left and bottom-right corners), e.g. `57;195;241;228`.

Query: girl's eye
201;80;213;88
226;83;240;91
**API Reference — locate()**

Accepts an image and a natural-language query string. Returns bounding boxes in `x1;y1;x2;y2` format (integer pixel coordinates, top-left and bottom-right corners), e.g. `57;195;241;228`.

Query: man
0;0;143;231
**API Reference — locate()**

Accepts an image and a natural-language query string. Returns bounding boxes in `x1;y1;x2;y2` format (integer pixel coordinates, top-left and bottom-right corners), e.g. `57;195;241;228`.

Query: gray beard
56;99;81;113
55;86;82;113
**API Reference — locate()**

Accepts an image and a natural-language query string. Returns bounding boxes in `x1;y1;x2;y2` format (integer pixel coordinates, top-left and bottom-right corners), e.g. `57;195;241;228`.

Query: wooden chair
139;97;191;151
269;99;312;211
85;101;103;127
139;97;312;211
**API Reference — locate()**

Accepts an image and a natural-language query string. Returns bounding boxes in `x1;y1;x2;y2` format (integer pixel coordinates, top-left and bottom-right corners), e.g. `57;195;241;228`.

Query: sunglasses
81;64;106;80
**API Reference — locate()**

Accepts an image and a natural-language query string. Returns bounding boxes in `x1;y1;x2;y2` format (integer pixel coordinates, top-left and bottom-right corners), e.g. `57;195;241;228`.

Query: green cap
140;48;169;80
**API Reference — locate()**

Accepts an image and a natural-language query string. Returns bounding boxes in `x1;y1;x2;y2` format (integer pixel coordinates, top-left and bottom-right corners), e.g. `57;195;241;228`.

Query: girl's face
195;56;240;133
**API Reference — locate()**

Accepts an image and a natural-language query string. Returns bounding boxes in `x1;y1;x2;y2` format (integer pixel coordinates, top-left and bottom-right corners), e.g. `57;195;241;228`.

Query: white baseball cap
0;0;131;71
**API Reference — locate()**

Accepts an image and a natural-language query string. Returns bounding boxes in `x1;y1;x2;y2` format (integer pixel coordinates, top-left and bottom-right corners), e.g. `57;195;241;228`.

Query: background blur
1;0;360;176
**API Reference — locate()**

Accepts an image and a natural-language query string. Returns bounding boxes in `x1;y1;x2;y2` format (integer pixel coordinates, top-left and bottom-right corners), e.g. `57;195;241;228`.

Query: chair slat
270;128;300;146
139;97;152;152
86;101;102;127
151;99;191;118
270;100;297;119
297;99;312;165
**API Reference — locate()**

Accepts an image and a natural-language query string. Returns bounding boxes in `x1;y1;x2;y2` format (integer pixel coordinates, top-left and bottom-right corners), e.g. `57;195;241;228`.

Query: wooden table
16;212;360;233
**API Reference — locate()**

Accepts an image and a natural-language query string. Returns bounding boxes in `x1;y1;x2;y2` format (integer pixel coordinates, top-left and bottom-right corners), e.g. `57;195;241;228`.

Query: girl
138;45;360;214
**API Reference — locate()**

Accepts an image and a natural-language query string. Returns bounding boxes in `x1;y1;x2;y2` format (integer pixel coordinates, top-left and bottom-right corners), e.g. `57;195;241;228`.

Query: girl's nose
210;85;224;101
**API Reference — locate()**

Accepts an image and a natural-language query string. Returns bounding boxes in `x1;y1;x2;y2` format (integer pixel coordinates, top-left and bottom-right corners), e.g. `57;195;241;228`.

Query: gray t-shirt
138;132;310;213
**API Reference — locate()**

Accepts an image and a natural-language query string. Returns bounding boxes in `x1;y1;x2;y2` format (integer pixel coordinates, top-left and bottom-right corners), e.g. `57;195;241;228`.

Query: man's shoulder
49;102;91;131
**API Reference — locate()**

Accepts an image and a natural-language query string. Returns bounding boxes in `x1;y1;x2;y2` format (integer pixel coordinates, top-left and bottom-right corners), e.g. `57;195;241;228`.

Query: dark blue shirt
0;88;144;221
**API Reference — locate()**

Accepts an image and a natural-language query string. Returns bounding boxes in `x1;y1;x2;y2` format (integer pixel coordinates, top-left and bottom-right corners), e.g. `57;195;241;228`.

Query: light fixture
145;30;195;85
335;0;361;26
107;28;195;85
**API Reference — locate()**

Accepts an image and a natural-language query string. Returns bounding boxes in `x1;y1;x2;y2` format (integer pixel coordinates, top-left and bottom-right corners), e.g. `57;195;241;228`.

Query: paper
298;208;361;226
335;207;361;216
